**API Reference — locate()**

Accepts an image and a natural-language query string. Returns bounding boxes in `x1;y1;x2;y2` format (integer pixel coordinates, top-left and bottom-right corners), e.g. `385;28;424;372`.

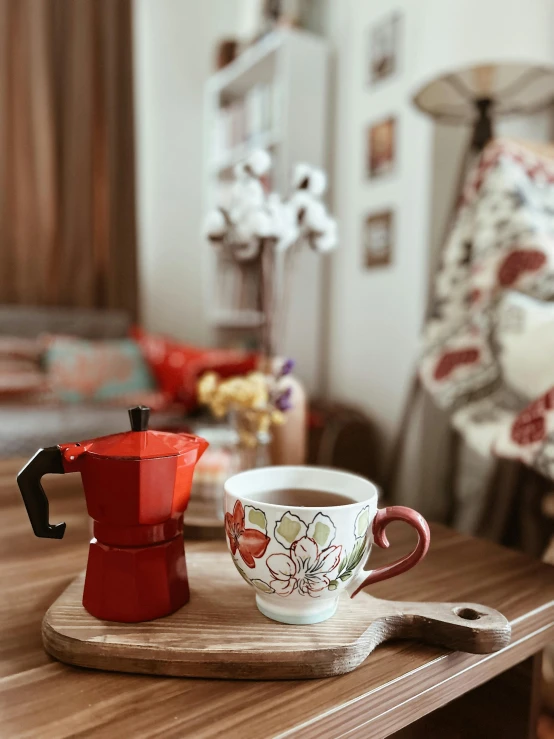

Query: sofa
0;306;183;458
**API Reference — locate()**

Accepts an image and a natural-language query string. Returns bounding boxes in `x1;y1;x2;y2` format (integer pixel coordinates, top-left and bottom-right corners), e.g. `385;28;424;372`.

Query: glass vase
229;409;272;472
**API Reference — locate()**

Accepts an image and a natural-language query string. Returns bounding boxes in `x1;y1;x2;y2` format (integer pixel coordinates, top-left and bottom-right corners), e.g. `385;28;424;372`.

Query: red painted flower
225;500;270;568
511;389;554;446
498;249;546;287
433;348;480;381
511;413;545;446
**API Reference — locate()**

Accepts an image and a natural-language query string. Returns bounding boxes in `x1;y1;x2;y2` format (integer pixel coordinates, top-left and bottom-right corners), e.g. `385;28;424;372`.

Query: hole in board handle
454;607;483;621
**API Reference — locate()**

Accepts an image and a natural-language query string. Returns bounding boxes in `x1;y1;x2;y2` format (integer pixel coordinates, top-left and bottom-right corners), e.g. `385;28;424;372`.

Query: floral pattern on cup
267;537;342;596
226;503;371;599
225;500;270;568
233;561;275;594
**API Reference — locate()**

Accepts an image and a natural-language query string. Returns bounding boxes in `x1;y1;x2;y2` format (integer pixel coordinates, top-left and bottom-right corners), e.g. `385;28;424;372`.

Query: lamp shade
412;0;554;122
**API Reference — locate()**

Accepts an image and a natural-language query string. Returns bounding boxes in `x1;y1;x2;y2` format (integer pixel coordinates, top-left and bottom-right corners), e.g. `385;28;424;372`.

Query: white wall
324;0;433;447
133;0;242;345
133;1;552;506
322;1;553;511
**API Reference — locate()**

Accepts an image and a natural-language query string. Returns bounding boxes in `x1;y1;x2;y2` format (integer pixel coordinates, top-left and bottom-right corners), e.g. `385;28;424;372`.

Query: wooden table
2;458;554;738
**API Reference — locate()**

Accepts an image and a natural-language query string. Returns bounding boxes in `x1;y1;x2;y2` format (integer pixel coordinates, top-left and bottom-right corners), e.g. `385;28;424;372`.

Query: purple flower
275;386;293;412
279;358;295;377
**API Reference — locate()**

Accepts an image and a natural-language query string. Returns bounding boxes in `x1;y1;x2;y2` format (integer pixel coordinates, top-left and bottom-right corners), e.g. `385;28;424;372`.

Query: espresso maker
17;406;208;622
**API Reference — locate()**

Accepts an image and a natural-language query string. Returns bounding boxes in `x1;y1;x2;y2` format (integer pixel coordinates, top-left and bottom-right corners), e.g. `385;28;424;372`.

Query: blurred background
4;0;554;551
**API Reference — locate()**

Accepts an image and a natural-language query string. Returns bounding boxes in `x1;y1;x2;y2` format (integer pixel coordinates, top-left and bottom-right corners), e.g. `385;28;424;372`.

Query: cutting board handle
379;600;511;654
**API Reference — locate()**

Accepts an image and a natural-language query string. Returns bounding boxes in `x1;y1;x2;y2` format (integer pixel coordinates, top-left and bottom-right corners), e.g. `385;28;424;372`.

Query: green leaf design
328;580;338;591
245;505;267;534
274;511;307;548
355;507;370;538
307;513;336;549
251;579;275;594
335;537;368;584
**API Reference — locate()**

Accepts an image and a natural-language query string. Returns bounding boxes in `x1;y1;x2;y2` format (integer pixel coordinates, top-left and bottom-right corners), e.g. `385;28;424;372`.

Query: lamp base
471;97;494;152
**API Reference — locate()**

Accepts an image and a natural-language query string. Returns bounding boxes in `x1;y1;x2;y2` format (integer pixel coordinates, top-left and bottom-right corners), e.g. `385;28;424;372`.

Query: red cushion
131;327;258;409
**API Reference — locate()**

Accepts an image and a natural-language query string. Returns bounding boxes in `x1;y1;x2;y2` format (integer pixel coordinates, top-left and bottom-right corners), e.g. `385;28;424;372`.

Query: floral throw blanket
420;138;554;481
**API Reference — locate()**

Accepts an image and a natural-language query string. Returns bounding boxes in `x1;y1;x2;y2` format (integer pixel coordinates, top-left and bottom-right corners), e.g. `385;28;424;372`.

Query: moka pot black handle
17;447;67;539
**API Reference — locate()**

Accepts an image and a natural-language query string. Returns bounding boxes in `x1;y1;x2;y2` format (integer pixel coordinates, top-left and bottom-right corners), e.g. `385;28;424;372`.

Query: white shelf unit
203;29;330;393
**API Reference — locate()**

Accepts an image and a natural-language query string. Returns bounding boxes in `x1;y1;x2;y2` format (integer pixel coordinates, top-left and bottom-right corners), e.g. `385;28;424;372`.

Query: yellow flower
214;373;269;411
211;399;228;418
270;410;285;426
257;413;271;434
197;372;219;405
239;430;258;448
247;371;267;387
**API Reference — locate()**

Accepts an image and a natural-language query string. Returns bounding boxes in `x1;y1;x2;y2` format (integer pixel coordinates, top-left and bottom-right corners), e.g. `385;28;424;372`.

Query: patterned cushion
495;387;554;480
0;336;47;398
496;291;554;401
44;337;156;403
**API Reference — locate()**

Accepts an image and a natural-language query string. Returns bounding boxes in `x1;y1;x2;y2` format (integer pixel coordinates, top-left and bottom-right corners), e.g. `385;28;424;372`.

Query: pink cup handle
350;506;430;598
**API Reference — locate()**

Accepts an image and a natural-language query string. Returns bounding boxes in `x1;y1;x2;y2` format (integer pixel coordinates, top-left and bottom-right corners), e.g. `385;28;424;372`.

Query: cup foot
255;594;338;625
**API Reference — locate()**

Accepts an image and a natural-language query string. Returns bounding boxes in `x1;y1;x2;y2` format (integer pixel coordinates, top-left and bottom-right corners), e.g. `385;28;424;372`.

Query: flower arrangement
204;150;337;357
197;358;295;448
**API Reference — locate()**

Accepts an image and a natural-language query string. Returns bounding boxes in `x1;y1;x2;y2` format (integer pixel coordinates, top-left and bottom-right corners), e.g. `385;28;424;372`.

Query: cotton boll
281;202;298;233
233;162;249;180
276;226;298;252
204;209;227;239
304;200;328;232
289;190;313;222
246;149;272;176
275;208;299;251
231;177;264;209
313;217;338;252
266;192;283;218
292;163;327;196
274;201;299;250
229;180;264;227
308;168;327;196
267;192;281;206
292;162;313;190
324;216;338;237
323;217;338;243
264;194;291;241
313;229;337;253
233;178;265;209
247;208;274;238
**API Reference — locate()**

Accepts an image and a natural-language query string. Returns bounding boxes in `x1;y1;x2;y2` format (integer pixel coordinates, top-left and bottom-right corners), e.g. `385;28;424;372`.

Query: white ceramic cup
224;466;430;625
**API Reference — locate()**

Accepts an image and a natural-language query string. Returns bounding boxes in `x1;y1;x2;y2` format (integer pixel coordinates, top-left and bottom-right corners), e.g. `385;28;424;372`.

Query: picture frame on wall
366;116;396;179
363;210;394;268
368;12;401;86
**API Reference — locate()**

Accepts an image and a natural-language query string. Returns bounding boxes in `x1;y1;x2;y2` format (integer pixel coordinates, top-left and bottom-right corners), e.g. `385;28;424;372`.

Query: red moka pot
17;406;208;622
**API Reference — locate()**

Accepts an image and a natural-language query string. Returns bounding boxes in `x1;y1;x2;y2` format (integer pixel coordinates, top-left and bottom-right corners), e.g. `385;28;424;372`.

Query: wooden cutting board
42;549;511;680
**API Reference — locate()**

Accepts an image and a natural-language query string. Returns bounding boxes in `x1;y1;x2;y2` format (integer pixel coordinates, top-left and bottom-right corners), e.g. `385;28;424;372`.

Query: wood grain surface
42;551;511;679
1;458;554;738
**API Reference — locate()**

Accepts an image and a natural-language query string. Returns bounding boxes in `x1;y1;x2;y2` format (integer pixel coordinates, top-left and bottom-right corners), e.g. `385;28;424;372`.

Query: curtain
0;0;138;318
